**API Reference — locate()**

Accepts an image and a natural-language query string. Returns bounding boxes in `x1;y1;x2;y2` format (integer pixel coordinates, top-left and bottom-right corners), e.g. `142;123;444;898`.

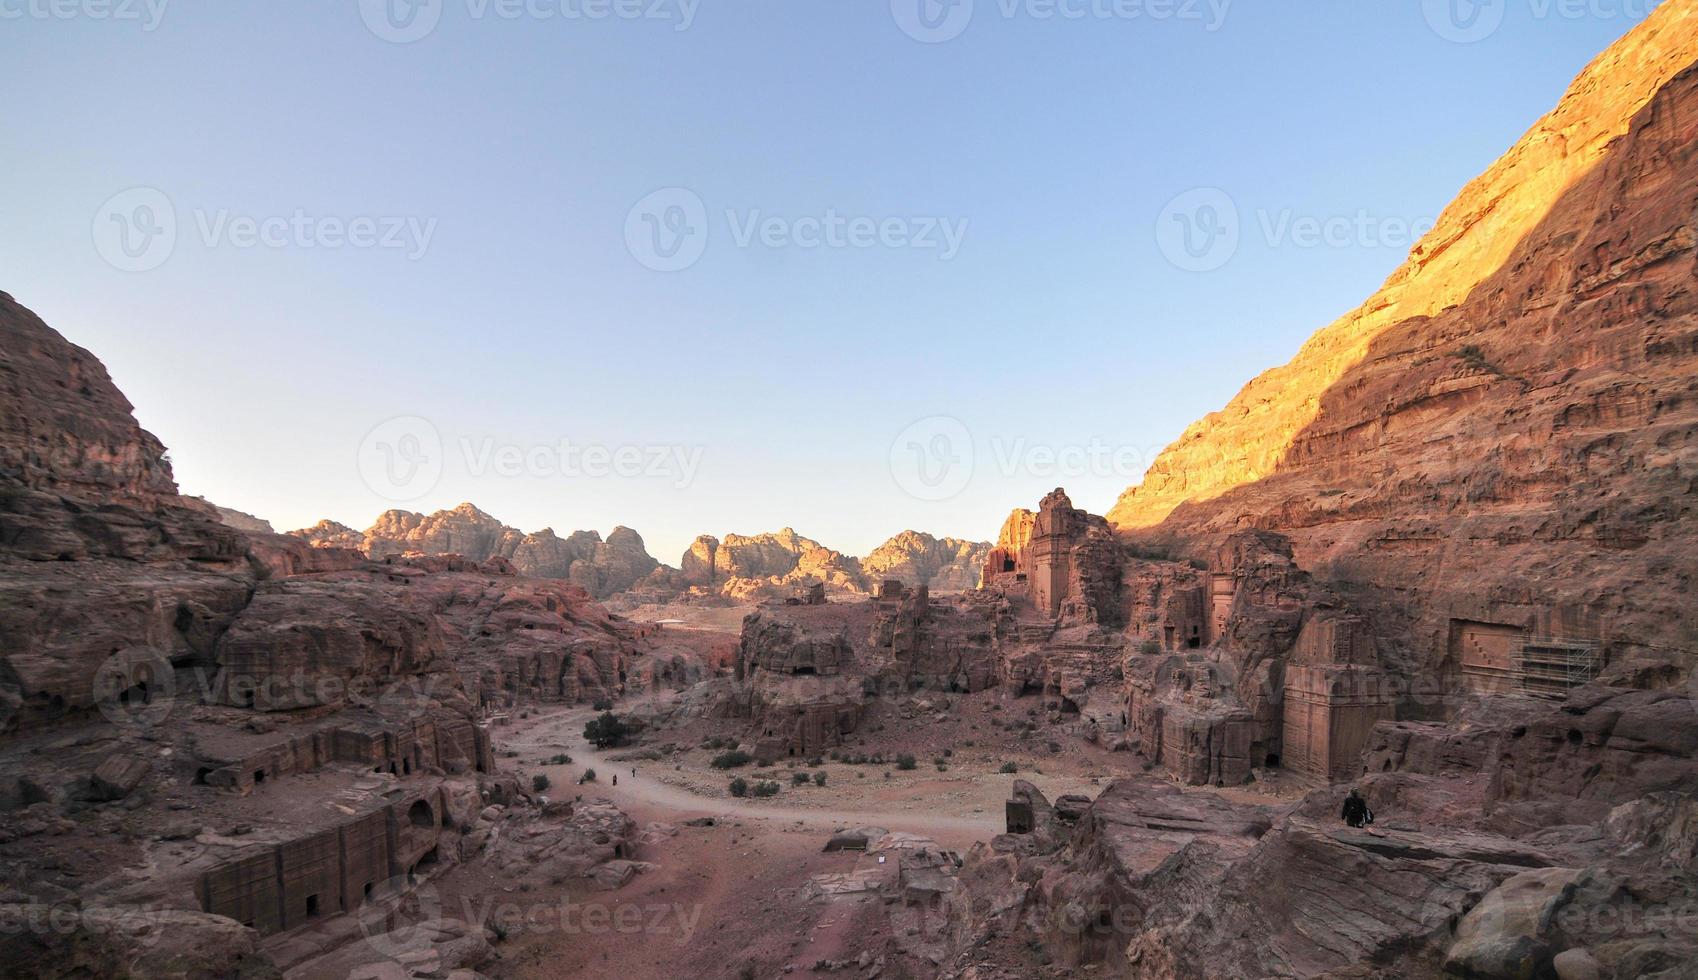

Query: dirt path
505;707;1002;843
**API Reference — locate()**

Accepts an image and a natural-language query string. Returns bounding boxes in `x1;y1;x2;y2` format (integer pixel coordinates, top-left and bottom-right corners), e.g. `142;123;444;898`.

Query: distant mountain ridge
288;504;993;601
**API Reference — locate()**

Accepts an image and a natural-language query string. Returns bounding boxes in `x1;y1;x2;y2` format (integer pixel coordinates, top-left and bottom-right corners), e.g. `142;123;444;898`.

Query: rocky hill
289;503;660;600
0;291;681;977
860;530;994;591
1107;2;1698;668
296;509;993;603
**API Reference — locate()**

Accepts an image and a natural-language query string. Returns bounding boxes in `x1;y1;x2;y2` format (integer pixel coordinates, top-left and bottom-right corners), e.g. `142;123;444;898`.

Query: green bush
710;750;753;770
729;777;748;797
896;754;917;771
532;774;550;792
583;712;629;749
999;761;1018;774
548;753;573;765
812;771;827;787
751;780;781;798
592;697;614;712
792;772;810;785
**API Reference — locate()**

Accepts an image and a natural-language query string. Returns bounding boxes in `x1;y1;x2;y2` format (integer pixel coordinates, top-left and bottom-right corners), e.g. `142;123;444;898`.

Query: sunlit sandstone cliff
1108;2;1698;662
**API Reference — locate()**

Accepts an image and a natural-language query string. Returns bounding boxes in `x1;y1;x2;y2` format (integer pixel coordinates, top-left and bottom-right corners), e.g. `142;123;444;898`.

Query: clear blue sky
1;0;1655;562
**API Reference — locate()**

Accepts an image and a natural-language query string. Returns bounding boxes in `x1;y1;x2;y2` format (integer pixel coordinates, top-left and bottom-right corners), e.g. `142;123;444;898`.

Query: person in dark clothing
1341;789;1372;828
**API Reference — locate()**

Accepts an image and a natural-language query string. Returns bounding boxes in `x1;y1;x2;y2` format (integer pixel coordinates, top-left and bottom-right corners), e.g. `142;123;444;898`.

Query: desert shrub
812;771;827;787
1138;638;1161;656
751;780;781;798
1454;344;1501;375
793;772;810;785
729;777;748;797
896;754;917;771
592;697;614;712
532;774;550;792
579;768;597;783
548;753;572;765
583;712;629;749
710;750;753;770
999;761;1018;774
807;756;824;767
942;748;953;757
935;761;949;772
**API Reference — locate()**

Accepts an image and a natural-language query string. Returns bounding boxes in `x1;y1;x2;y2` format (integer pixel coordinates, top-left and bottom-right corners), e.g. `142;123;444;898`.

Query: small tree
532;773;550;792
584;712;629;749
729;777;749;798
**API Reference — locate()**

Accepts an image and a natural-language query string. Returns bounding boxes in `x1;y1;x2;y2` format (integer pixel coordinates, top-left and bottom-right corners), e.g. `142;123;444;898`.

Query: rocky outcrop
289;504;660;600
861;531;993;591
188;501;275;535
1105;2;1698;672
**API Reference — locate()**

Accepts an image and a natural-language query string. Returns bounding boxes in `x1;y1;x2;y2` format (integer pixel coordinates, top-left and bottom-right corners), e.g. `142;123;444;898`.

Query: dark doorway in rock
253;770;266;785
408;799;433;828
1265;754;1280;769
306;894;320;918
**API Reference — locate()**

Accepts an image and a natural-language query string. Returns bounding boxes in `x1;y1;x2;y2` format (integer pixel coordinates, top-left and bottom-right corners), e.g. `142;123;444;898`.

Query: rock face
939;11;1698;979
667;527;994;602
1106;3;1698;672
0;293;675;980
289;504;660;600
861;531;994;592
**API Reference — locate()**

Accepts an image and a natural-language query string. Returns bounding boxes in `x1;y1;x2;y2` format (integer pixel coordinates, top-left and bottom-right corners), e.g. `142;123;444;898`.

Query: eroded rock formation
289;504;661;600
